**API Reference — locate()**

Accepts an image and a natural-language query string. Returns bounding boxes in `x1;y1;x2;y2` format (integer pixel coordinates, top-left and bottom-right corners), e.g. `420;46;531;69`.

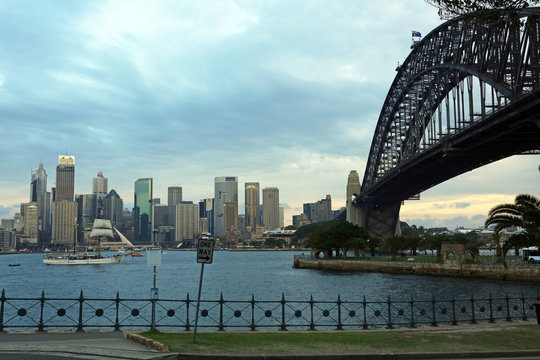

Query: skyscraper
223;201;238;233
51;201;77;245
213;176;238;236
175;202;199;242
55;155;75;202
263;187;279;230
134;178;153;243
168;186;183;227
103;189;123;226
76;194;97;243
92;172;108;202
22;202;39;245
198;198;214;234
244;182;259;232
30;162;49;237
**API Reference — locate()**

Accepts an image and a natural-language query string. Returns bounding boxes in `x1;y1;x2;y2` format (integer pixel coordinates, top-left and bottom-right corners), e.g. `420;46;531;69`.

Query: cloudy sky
0;0;537;229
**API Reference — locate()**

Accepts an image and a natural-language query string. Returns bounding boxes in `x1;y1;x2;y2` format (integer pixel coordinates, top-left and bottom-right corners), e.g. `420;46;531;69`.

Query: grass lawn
141;325;540;355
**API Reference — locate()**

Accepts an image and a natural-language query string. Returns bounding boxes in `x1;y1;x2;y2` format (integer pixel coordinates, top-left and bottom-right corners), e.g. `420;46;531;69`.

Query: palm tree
485;194;540;266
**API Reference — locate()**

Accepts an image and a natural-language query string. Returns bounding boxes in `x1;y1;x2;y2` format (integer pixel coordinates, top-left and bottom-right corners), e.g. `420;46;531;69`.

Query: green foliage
264;237;286;248
306;221;370;257
295;221;340;240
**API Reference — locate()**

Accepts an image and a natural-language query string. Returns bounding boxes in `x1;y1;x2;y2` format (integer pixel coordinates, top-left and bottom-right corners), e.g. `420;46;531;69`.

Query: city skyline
0;1;538;229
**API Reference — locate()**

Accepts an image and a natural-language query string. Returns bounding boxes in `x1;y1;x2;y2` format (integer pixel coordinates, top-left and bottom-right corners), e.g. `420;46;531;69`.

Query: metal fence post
185;293;191;331
0;289;5;332
251;294;256;331
38;290;45;331
309;295;315;330
362;295;368;329
280;293;286;331
387;295;393;329
77;290;84;331
218;293;224;331
337;295;343;330
470;294;477;324
114;291;120;331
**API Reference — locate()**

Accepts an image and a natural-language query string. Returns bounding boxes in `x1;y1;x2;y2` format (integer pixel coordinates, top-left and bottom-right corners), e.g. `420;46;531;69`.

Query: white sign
197;239;215;264
147;250;162;266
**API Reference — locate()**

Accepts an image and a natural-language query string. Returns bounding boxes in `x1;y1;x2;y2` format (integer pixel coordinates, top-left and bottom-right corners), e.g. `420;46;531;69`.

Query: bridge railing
0;289;537;332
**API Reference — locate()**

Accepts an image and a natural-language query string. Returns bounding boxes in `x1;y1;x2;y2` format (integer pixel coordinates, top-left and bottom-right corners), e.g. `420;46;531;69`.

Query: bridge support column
355;199;401;240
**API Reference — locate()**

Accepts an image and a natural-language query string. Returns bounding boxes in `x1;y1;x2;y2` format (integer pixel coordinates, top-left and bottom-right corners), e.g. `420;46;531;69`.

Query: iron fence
0;289;538;332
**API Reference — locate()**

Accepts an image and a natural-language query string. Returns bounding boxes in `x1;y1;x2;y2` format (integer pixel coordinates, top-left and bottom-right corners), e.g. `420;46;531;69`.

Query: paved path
0;331;163;360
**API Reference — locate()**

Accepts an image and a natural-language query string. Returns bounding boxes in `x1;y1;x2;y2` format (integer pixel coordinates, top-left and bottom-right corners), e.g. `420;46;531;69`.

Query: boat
8;264;21;267
43;219;129;265
131;252;144;257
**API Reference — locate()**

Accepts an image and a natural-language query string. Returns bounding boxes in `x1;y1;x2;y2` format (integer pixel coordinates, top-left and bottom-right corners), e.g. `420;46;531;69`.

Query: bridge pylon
347;170;401;239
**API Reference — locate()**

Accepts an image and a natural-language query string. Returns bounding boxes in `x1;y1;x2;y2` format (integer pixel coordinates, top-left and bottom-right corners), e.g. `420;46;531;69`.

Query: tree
425;0;539;20
382;235;406;260
485;194;540;267
306;222;369;258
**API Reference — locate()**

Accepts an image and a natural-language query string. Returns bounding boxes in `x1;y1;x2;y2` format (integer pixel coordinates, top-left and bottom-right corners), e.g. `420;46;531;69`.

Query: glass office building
134;178;153;243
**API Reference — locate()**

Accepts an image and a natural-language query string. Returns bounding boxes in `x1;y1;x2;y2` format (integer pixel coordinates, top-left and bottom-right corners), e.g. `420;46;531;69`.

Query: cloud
455;202;471;208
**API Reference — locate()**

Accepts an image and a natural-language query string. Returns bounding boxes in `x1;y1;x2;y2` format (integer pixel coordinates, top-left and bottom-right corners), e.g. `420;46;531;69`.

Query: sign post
147;250;161;331
193;239;215;343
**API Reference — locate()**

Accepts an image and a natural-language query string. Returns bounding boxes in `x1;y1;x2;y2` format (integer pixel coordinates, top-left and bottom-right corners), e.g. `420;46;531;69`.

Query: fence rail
0;289;537;332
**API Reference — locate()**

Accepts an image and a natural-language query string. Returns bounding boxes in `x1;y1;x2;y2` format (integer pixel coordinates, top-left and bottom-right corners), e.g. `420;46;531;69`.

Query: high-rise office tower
223;201;238;233
175;202;199;242
51;201;77;245
103;189;123;226
76;194;97;243
198;198;214;234
346;170;362;225
22;202;39;245
168;186;183;227
55;155;75;202
213;176;238;236
244;182;259;232
30;162;49;236
134;178;153;243
92;172;108;202
279;205;284;228
263;187;279;230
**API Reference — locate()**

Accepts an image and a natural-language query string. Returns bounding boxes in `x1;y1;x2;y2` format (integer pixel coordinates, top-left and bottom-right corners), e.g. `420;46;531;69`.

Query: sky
0;0;538;229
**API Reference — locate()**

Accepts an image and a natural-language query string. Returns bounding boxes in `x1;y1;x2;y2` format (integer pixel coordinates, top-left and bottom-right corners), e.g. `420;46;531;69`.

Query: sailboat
43;219;129;265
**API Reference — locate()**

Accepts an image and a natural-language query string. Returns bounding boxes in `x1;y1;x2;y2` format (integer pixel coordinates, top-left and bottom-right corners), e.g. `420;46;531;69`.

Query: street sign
197;239;215;264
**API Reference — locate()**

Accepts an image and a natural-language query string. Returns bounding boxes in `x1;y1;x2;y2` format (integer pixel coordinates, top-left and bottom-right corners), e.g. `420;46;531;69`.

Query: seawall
293;258;540;281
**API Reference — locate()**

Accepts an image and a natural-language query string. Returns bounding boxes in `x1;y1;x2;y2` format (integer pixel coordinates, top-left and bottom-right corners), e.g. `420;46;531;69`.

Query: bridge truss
355;8;540;238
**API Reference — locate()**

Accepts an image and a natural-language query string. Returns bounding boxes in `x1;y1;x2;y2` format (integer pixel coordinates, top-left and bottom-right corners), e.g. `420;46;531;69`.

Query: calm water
1;251;538;301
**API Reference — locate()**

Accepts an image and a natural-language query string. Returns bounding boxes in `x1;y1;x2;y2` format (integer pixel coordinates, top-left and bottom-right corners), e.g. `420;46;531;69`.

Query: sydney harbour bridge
348;8;540;239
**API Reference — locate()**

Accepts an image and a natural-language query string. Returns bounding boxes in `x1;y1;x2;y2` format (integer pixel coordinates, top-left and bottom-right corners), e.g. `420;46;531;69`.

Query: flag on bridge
412;30;422;37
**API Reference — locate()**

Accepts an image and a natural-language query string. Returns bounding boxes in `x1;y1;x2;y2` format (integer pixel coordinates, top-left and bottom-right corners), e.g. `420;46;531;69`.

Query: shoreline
293;258;540;282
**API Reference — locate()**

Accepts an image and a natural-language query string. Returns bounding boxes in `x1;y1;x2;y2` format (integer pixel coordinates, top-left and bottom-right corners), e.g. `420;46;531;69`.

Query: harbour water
1;251;538;302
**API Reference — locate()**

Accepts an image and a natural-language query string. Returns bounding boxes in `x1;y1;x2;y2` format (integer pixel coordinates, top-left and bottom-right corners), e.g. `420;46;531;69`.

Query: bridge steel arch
354;8;540;239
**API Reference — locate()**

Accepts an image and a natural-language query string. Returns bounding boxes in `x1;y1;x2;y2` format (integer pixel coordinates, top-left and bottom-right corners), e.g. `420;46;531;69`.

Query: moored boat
43;218;129;265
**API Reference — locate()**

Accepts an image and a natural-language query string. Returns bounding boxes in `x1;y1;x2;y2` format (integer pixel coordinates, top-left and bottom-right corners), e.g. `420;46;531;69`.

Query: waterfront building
22;202;39;245
154;204;169;227
303;195;333;224
175;202;199;242
214;176;238;236
92;172;108;204
76;194;97;244
263;187;280;230
198;198;213;234
51;201;77;245
346;170;362;225
103;189;123;226
30;162;50;237
292;213;310;228
134;178;153;243
168;186;183;227
56;155;75;202
0;229;16;249
244;182;259;232
279;205;284;228
199;217;209;235
223;201;238;233
1;219;15;230
238;214;246;233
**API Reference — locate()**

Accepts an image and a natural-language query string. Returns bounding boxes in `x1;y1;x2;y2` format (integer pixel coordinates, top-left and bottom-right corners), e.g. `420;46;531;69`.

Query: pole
151;265;157;330
193;263;205;343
